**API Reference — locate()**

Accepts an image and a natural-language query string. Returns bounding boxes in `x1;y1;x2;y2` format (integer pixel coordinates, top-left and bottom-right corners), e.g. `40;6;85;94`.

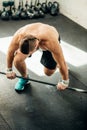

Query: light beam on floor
61;40;87;67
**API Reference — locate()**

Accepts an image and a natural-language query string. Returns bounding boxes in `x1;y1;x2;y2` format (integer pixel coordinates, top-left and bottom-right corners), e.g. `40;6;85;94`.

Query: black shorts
40;51;57;69
40;35;61;69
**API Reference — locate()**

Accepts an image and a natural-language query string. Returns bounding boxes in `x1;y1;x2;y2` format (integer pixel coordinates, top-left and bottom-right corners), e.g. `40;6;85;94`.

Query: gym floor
0;14;87;130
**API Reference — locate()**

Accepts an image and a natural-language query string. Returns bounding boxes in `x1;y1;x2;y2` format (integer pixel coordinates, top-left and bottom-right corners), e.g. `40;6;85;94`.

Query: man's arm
6;35;19;69
52;44;68;80
50;40;69;90
6;34;20;79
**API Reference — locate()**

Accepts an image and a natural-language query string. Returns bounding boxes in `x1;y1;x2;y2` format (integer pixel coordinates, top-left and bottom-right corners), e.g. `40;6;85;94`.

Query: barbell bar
0;71;87;93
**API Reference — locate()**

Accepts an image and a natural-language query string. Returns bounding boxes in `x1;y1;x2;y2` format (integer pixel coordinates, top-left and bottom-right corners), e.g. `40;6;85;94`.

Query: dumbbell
1;1;10;20
8;0;14;16
50;1;59;16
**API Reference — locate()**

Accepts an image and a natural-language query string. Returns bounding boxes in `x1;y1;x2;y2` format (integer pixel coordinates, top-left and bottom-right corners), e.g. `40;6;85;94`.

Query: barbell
0;71;87;93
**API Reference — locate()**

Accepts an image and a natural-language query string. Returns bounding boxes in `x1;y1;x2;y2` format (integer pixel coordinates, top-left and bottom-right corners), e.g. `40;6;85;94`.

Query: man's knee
44;67;56;76
13;56;21;67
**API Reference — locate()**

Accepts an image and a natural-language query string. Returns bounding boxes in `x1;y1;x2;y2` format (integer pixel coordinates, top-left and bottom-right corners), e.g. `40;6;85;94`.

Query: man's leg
43;67;57;76
13;50;28;77
40;51;57;76
13;51;29;91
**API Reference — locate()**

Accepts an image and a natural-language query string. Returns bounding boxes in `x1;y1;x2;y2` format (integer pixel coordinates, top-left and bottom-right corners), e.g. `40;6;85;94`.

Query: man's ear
20;39;29;54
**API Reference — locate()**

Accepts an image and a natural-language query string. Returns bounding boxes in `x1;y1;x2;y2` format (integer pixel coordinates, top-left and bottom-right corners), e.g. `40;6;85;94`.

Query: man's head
19;35;39;55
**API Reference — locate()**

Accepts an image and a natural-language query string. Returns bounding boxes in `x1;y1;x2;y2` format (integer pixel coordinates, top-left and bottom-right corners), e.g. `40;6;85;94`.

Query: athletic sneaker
15;77;29;91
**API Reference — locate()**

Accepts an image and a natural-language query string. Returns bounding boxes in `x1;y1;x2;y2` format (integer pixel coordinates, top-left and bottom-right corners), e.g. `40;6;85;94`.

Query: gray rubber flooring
0;14;87;130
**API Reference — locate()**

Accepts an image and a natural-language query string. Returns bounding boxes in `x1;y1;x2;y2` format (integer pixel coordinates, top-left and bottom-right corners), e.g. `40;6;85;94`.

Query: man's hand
57;79;69;90
6;68;16;79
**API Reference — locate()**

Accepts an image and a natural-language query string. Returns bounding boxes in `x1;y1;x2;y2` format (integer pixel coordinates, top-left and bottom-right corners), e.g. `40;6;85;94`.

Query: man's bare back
13;23;59;50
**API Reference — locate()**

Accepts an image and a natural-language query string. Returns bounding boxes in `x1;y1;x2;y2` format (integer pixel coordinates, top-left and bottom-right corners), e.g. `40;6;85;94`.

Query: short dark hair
20;35;38;54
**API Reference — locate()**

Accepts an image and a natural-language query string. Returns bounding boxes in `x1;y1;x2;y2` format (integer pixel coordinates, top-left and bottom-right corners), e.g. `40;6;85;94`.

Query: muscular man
6;22;69;91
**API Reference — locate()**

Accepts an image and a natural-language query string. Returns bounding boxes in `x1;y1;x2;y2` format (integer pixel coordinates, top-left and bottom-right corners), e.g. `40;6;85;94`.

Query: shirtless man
6;22;69;91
